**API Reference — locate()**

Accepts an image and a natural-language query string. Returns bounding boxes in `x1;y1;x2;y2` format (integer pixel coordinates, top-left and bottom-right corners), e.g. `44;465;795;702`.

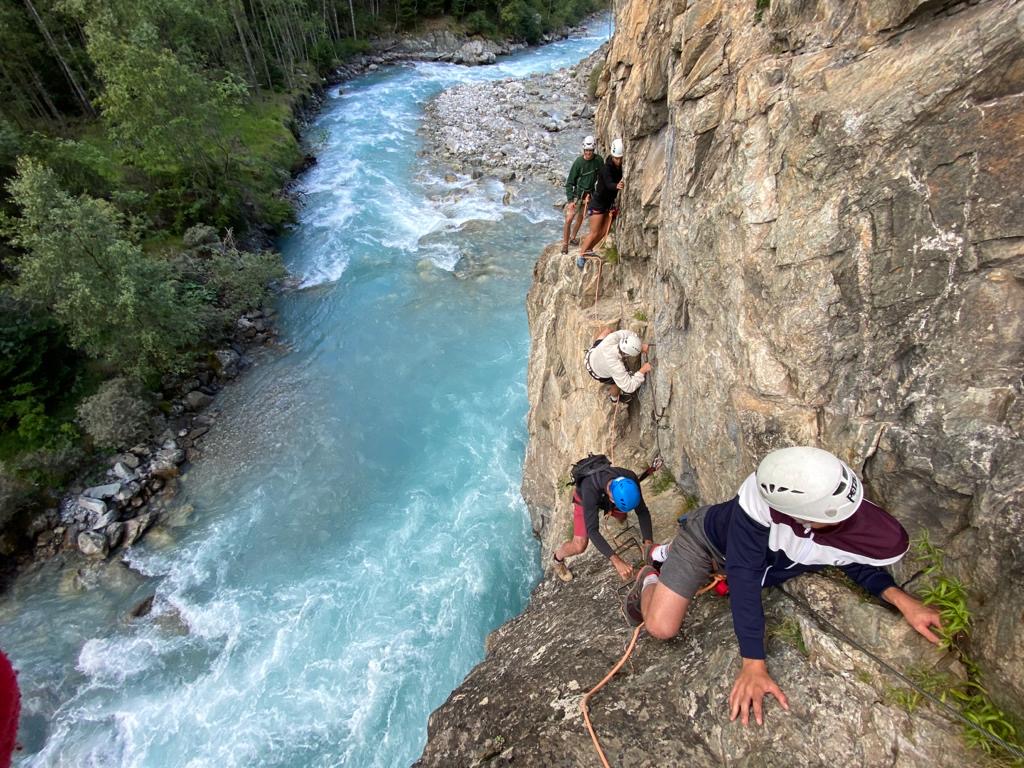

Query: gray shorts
659;505;727;600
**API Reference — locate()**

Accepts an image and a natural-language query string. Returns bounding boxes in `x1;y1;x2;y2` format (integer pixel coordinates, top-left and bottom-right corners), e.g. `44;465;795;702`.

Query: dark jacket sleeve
722;500;771;660
840;563;897;598
580;478;613;557
635;496;653;543
565;157;582;201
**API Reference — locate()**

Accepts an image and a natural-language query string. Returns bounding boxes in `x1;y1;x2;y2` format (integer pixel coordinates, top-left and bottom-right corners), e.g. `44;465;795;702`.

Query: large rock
122;512;154;547
77;531;108;558
212;349;241;379
184;390;214;411
83;482;120;500
416;559;971;767
517;0;1023;716
76;496;107;516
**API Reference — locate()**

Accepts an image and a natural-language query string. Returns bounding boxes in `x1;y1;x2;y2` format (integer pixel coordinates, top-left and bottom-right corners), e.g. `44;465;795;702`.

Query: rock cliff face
419;1;1024;764
589;0;1024;711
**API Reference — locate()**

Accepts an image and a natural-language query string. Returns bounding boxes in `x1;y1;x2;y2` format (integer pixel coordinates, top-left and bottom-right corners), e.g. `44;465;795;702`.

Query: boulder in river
77;531;108;558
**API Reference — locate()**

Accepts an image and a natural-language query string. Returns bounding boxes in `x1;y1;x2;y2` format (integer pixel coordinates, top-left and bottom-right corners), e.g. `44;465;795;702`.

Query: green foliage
500;1;544;44
76;376;153;450
754;0;770;23
603;244;619;264
649;469;676;496
768;616;808;656
463;10;498;38
88;21;255;228
173;229;285;333
633;310;648;322
912;531;971;648
0;119;20;176
906;534;1024;762
903;667;1024;761
0;295;76;423
335;38;373;61
886;685;924;713
4;158;205;376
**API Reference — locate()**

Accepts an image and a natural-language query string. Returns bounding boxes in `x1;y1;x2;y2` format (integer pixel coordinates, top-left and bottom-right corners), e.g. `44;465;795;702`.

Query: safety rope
780;589;1024;761
642;344;664;459
581;623;645;768
607;397;620;461
582;574;727;767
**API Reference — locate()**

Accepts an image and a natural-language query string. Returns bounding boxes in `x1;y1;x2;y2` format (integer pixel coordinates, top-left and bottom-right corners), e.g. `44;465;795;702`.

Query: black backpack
567;453;611;487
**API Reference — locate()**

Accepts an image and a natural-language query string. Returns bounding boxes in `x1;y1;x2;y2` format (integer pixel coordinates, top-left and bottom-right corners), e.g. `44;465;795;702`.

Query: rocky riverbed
420;45;607;186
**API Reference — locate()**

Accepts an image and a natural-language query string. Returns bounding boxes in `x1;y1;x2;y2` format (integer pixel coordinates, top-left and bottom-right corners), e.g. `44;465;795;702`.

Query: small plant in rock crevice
913;532;971;648
903;533;1024;762
768;616;808;656
754;0;770;24
649;469;676;495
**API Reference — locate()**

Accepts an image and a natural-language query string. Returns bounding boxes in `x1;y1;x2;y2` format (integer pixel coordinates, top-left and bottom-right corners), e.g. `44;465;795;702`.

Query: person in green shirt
561;136;603;254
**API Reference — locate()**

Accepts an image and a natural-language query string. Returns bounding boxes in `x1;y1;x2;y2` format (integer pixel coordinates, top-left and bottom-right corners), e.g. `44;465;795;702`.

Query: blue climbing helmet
608;476;641;512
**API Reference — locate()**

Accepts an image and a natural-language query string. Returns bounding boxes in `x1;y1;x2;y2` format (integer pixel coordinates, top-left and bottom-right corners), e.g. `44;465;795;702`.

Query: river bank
1;19;606;595
1;20;613;766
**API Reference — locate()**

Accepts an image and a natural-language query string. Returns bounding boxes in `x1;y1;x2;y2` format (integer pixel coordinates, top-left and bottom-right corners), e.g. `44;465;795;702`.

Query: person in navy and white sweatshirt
621;446;943;727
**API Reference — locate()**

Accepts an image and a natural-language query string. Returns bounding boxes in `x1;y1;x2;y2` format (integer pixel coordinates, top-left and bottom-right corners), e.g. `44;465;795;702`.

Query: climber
577;137;624;269
621;446;943;727
584;328;652;403
552;455;654;583
561;136;603;255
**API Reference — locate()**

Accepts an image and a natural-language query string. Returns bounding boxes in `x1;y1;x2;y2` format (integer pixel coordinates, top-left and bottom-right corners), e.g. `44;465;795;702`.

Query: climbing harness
781;589;1024;761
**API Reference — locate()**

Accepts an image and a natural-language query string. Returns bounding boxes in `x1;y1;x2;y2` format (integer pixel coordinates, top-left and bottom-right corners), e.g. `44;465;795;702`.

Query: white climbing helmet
755;446;863;524
610;138;624;158
582;135;596;150
618;331;642;357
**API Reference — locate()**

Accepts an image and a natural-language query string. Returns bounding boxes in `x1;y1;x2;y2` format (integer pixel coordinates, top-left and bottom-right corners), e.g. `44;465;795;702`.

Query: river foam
2;17;609;768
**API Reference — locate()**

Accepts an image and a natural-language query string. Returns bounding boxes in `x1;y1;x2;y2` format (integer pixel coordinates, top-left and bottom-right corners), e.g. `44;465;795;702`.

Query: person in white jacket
584;328;652;402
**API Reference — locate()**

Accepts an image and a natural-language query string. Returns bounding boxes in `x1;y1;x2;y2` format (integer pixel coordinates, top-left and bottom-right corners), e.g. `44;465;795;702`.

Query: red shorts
572;490;626;538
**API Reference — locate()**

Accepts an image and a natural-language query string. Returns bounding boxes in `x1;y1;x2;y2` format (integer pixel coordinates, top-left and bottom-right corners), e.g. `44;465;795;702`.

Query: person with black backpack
551;454;654;583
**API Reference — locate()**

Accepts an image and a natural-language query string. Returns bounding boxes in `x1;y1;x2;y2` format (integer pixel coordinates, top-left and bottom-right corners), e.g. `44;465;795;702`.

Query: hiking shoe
569;237;580;246
552;559;574;582
621;565;658;627
576;256;586;270
609;392;633;404
561;245;569;255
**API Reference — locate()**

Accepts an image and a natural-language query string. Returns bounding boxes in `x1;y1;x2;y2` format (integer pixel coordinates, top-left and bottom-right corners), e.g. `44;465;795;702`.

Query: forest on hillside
0;0;602;528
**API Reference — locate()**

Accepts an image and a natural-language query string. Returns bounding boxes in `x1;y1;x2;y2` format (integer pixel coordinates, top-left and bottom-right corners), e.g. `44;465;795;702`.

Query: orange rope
580;573;725;767
695;573;726;597
581;623;645;768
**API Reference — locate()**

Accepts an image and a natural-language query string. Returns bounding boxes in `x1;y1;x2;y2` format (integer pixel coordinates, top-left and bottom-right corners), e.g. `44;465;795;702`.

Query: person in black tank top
577;138;625;268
